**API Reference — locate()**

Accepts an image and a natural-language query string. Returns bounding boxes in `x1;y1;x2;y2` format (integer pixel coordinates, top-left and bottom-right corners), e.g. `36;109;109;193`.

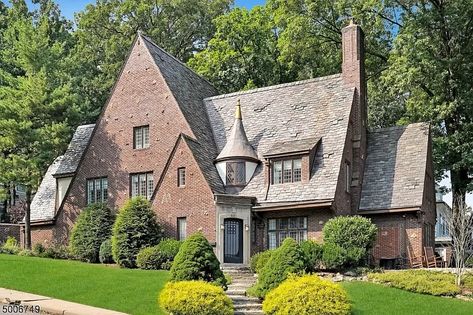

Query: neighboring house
0;184;27;224
435;188;452;263
26;22;435;265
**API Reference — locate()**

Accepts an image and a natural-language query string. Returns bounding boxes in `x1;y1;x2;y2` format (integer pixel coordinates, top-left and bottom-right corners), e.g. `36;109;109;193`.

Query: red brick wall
31;37;198;246
152;137;216;243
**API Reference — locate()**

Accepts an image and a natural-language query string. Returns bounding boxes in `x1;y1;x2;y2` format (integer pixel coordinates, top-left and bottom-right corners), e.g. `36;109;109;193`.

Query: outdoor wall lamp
245;224;249;231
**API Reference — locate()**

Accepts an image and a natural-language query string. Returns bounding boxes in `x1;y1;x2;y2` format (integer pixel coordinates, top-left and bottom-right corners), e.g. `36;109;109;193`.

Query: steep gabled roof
359;123;430;211
54;124;95;177
205;74;355;203
140;34;222;192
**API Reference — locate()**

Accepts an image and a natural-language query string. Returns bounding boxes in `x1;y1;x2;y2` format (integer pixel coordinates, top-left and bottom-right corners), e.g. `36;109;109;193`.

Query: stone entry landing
223;265;262;315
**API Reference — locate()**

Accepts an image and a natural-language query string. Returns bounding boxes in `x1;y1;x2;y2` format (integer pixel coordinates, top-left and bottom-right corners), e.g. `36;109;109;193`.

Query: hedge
137;239;182;270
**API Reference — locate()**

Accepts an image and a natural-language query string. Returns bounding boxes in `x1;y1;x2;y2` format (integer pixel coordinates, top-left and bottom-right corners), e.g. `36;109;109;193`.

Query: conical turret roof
216;100;258;162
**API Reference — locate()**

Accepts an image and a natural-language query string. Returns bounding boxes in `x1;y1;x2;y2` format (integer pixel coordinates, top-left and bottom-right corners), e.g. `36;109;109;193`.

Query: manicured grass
0;254;169;315
342;281;473;315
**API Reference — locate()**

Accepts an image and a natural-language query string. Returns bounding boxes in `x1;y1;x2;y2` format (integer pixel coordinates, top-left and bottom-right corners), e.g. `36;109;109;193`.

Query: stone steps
222;267;263;315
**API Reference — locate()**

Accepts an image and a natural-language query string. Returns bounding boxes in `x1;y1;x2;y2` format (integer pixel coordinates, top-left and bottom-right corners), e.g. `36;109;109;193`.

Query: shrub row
137;239;182;270
368;270;461;296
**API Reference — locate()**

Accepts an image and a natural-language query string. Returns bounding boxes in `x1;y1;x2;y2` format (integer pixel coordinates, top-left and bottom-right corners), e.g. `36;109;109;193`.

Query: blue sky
36;0;266;21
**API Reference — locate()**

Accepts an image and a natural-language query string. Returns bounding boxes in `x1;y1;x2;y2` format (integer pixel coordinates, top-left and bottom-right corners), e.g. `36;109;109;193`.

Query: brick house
27;22;435;266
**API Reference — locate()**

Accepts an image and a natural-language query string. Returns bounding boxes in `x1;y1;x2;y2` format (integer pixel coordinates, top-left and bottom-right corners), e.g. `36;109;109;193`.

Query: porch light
245;224;249;231
220;224;225;230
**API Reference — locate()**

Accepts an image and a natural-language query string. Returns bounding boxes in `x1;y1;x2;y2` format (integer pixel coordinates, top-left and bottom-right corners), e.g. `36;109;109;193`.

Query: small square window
134;126;150;149
178;168;186;187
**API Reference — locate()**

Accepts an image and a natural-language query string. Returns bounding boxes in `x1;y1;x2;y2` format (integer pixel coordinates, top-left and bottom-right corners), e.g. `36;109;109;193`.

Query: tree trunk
25;186;32;250
451;168;468;212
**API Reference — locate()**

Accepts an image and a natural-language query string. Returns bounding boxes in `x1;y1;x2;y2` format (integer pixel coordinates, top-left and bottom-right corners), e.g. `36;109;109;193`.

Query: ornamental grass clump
262;274;350;315
159;281;233;315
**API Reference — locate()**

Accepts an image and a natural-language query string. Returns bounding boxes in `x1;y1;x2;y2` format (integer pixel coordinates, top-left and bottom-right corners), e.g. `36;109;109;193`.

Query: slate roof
54;124;95;177
359;123;430;211
31;124;95;222
140;35;223;193
205;74;355;203
30;156;62;222
264;137;320;157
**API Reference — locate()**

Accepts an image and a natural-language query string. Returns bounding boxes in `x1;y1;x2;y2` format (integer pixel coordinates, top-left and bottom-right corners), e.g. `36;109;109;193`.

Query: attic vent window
226;162;245;186
272;158;302;184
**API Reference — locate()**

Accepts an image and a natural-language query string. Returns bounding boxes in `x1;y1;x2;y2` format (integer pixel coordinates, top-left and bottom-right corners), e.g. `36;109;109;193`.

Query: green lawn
1;254;473;315
0;254;169;315
343;281;473;315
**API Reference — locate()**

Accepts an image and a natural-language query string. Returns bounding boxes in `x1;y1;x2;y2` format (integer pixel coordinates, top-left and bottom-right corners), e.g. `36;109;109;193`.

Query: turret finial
235;99;242;120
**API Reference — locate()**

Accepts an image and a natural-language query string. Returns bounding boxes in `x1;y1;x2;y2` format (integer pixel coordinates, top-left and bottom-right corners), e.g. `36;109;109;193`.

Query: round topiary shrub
137;239;182;270
250;249;273;274
111;197;162;268
69;203;115;263
159;281;233;315
323;216;377;268
262;274;350;315
99;239;114;264
300;240;323;272
250;238;305;298
170;232;226;287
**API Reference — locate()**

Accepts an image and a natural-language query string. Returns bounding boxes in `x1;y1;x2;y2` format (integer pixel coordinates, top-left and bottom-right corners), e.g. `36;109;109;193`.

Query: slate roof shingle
54;124;95;177
205;74;355;203
359;123;430;211
264;137;320;157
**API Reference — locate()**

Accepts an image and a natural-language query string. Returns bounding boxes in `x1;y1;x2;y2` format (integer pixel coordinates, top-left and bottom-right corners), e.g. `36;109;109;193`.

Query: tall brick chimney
341;20;367;213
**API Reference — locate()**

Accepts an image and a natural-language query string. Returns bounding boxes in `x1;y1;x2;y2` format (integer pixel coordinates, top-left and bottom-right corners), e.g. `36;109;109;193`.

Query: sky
36;0;266;21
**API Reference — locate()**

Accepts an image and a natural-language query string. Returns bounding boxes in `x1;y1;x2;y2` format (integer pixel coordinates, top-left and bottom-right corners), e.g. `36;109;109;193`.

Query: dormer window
226;162;246;186
272;158;302;184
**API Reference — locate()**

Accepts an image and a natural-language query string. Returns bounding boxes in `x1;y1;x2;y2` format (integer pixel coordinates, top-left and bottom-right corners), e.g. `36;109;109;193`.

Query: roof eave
253;199;334;212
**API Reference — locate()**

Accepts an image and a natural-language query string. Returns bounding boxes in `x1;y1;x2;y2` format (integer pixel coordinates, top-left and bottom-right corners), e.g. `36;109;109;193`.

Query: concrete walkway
0;288;128;315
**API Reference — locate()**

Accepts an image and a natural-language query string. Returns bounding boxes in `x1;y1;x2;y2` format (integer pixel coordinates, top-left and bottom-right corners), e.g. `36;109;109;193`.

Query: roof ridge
204;73;343;101
370;122;428;134
139;34;216;90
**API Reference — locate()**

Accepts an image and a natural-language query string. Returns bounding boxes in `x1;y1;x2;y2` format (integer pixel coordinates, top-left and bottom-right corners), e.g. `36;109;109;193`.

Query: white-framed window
226;161;246;186
131;172;153;200
177;217;187;240
133;125;150;149
272;158;302;184
267;217;307;249
86;177;108;205
178;167;186;187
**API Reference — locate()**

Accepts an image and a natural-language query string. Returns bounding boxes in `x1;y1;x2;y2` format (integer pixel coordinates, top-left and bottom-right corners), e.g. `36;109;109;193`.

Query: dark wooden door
224;218;243;263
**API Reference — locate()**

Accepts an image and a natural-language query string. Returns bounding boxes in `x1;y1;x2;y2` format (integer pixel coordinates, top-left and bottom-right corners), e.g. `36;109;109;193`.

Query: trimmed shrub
40;245;70;259
137;239;182;270
1;236;20;254
32;243;46;256
99;239;114;264
159;281;233;315
322;243;347;270
69;203;115;263
18;249;34;257
112;197;162;268
263;274;350;315
250;238;305;298
368;270;461;296
250;249;273;274
300;240;323;272
323;216;377;268
170;232;226;288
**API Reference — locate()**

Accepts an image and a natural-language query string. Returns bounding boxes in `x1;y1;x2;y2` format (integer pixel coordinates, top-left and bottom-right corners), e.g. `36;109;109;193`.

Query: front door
224;218;243;263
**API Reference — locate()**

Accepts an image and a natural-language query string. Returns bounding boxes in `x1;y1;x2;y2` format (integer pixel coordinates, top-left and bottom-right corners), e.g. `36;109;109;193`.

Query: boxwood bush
249;238;305;298
111;197;162;268
250;249;273;274
300;240;323;272
99;239;114;264
69;203;115;263
368;270;461;296
159;281;233;315
137;239;182;270
263;274;350;315
170;232;226;288
322;216;377;268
